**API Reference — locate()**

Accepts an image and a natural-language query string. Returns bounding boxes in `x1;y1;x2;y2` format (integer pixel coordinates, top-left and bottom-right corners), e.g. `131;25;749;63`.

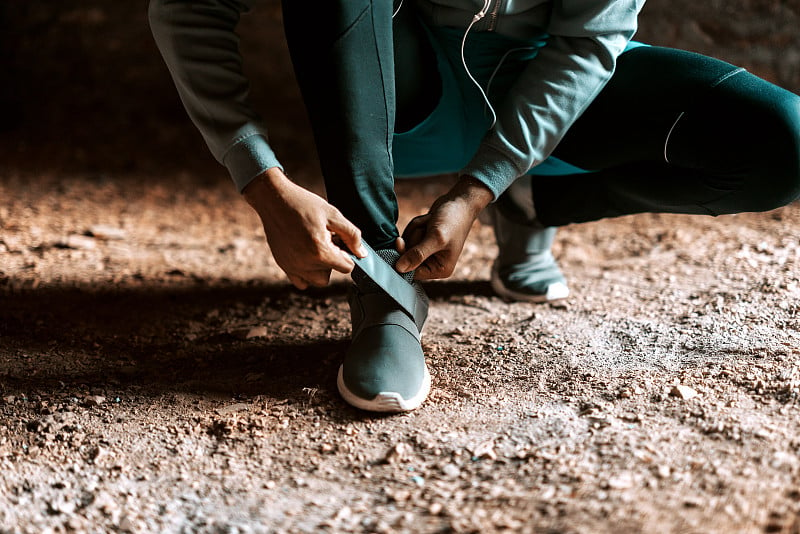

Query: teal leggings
283;0;800;248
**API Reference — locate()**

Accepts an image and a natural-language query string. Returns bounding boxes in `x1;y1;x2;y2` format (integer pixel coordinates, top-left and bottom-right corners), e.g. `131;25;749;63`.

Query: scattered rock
87;224;127;240
446;327;468;337
87;445;111;464
216;403;250;415
607;472;635;490
47;496;77;515
62;234;97;250
655;465;671;479
470;440;497;461
670;385;699;400
230;326;269;340
84;395;106;407
442;463;461;479
383;443;413;464
94;491;119;516
387;489;411;503
245;326;268;339
118;515;140;533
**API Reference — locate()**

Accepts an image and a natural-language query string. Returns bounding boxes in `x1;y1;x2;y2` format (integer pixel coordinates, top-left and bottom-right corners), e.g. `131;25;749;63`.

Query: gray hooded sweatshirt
149;0;645;199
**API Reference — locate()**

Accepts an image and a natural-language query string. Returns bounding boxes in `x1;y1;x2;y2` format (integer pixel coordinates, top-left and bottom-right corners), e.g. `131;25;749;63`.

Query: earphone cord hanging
460;1;497;129
401;0;531;131
484;46;536;101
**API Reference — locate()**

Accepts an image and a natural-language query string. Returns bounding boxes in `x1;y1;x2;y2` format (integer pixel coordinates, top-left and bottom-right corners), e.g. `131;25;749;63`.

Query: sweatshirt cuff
460;144;526;200
222;134;283;193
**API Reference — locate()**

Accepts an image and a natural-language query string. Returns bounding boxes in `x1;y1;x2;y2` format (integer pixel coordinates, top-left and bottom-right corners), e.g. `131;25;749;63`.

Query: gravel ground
2;1;800;533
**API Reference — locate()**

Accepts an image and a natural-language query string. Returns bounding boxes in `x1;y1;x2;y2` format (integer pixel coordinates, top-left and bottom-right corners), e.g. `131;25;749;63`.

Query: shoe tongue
352;248;414;291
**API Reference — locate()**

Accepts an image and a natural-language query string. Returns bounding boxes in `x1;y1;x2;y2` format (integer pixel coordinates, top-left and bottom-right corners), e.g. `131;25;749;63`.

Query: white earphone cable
460;0;497;129
484;46;536;101
392;0;404;18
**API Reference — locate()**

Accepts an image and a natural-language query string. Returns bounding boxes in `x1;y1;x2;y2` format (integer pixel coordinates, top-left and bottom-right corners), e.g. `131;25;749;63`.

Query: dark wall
1;1;798;177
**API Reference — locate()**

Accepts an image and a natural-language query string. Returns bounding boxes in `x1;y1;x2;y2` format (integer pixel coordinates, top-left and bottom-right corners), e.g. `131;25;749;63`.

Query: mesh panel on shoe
350;245;429;332
353;248;415;291
373;250;427;306
374;248;415;285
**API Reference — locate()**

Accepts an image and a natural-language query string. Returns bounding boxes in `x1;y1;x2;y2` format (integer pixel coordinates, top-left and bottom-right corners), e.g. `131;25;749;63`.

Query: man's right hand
242;167;367;289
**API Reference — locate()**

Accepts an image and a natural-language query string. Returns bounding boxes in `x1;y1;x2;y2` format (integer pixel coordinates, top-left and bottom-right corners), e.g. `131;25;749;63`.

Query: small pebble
607;472;635;490
656;465;671;479
216;403;249;415
88;224;127;240
246;326;268;339
63;234;97;250
442;463;461;478
84;395;106;407
384;443;413;464
669;385;699;400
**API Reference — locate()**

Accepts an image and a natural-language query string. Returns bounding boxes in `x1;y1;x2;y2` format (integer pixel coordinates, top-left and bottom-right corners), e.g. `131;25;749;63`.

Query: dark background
1;0;798;181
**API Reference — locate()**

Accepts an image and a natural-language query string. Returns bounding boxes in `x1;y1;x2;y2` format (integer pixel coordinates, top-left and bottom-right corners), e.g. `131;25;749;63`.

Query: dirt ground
2;1;800;533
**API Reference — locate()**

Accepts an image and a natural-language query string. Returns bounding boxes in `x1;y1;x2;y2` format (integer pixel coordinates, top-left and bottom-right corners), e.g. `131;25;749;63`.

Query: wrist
242;167;289;207
453;175;494;214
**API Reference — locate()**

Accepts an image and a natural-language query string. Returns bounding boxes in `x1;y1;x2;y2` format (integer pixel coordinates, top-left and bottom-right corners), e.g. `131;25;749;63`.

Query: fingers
397;215;438;273
304;269;332;287
401;214;429;248
323;243;356;275
288;269;332;289
411;253;452;280
413;262;436;281
328;210;367;258
287;273;309;290
396;238;437;273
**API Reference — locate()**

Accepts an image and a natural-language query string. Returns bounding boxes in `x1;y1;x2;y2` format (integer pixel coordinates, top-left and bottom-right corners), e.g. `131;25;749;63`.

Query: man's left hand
396;177;494;280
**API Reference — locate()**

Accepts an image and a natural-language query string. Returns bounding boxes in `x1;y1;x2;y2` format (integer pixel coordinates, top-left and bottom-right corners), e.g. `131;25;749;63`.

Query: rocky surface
2;1;800;533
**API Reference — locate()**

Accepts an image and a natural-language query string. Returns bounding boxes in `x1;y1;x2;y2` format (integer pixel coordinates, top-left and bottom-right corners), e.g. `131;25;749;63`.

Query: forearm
463;33;627;197
463;0;645;198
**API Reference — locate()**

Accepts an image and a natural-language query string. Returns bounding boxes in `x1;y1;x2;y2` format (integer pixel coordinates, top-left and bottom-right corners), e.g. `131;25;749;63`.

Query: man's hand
243;167;366;289
396;176;494;280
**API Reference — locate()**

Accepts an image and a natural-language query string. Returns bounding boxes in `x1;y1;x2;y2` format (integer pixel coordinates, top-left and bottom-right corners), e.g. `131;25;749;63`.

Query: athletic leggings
282;0;800;249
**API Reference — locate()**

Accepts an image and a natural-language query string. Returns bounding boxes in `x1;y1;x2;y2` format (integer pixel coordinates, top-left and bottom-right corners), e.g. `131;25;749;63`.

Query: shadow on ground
0;280;494;398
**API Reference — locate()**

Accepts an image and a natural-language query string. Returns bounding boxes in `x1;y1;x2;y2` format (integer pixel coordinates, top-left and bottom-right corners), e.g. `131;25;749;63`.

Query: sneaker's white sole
336;365;431;413
490;263;570;303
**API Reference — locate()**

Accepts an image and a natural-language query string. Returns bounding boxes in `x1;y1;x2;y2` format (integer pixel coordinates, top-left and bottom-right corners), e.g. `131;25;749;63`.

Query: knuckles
428;229;447;247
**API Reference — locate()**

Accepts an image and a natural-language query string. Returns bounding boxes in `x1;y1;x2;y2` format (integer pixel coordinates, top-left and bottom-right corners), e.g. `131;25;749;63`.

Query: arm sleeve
461;0;645;199
148;0;283;192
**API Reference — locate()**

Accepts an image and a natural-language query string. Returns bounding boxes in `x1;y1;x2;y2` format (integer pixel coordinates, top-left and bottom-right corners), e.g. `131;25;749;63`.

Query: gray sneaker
487;175;569;303
337;247;430;412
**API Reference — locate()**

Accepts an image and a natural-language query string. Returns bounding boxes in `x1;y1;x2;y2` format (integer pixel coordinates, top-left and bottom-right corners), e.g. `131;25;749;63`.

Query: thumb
396;237;437;273
328;211;367;258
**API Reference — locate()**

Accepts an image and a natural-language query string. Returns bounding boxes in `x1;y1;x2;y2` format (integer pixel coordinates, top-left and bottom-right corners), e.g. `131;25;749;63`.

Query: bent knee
765;91;800;208
742;88;800;211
